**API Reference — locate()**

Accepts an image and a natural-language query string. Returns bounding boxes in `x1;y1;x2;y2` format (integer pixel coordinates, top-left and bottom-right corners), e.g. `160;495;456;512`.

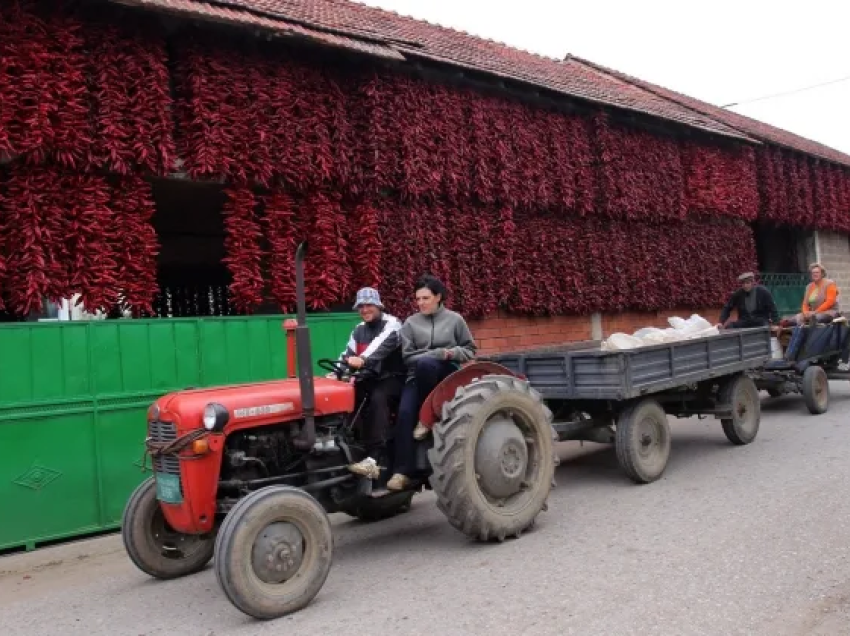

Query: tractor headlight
202;403;229;432
147;403;160;421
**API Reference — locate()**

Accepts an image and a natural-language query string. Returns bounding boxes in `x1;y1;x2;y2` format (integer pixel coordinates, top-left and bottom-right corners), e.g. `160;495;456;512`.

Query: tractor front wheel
121;477;215;580
428;374;558;542
214;486;333;620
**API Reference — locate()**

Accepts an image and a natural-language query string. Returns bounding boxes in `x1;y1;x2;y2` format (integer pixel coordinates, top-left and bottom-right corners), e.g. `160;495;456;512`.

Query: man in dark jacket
718;272;780;329
338;287;405;479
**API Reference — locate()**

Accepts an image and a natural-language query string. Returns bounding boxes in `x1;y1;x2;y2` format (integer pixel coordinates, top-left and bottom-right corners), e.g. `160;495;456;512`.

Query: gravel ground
1;385;849;636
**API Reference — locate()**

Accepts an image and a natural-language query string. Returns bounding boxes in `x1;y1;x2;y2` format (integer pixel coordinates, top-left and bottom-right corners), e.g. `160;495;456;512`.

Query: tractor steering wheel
317;358;353;379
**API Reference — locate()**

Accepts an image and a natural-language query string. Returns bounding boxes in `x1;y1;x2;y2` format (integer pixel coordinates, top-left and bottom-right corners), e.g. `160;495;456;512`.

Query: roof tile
572;57;850;167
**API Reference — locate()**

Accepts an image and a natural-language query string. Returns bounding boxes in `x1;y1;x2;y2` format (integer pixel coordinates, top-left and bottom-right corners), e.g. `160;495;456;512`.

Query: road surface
2;385;849;636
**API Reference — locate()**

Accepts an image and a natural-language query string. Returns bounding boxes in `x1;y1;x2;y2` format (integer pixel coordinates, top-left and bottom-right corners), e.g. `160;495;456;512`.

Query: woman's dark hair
414;274;447;304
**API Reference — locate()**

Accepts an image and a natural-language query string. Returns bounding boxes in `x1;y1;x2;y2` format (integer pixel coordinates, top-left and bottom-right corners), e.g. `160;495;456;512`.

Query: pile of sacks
601;314;719;351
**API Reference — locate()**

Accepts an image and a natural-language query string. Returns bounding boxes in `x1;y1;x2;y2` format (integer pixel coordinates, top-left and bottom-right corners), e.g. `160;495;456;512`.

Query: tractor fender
417;361;524;431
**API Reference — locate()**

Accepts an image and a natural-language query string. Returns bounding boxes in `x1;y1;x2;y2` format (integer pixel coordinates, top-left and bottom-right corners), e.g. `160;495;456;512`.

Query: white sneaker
347;457;381;480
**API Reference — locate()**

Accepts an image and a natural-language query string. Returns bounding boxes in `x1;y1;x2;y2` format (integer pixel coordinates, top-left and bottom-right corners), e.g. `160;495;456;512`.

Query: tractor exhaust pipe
292;241;316;451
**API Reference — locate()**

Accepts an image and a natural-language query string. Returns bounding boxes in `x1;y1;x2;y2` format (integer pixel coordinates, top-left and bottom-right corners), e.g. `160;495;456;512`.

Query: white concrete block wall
815;231;850;299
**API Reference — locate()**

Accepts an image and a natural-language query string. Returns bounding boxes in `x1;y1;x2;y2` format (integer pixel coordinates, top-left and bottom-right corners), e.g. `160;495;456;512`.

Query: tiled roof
573;57;850;167
111;0;850;165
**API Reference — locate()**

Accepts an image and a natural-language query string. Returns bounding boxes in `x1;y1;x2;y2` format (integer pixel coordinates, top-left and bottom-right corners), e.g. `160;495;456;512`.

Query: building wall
470;308;720;355
816;231;850;294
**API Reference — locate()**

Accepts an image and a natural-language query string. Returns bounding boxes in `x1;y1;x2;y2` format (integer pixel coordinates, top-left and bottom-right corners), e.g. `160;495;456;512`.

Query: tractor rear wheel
214;486;333;620
802;366;829;414
428;374;558;542
121;477;215;580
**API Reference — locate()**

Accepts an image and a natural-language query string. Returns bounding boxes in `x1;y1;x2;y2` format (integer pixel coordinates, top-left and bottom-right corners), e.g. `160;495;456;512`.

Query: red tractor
122;243;558;620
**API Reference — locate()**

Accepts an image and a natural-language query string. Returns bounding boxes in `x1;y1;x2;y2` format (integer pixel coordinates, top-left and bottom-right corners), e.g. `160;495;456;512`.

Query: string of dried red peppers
263;191;299;313
112;176;160;316
222;187;264;314
86;16;175;176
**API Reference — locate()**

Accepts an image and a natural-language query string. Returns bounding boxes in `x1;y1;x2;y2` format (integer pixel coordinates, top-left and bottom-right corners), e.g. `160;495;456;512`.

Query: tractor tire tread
427;374;557;542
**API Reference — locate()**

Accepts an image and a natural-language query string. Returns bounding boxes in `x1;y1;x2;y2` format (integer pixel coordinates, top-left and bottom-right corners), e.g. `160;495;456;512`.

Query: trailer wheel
720;375;761;445
121;477;214;580
214;486;333;620
428;374;558;542
615;399;671;484
802;366;829;415
340;491;414;522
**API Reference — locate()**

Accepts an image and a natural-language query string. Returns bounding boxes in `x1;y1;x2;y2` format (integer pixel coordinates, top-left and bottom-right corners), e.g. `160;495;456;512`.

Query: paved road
2;385;850;636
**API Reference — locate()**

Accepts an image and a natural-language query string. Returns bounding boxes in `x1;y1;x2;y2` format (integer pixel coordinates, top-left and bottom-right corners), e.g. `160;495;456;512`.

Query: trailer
483;327;772;483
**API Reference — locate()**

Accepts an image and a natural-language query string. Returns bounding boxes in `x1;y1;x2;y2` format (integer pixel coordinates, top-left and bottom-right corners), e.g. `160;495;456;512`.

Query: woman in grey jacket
387;275;477;491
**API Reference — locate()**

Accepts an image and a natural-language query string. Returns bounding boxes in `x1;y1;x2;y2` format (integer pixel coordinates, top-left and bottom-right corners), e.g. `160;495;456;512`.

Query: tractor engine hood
153;379;355;432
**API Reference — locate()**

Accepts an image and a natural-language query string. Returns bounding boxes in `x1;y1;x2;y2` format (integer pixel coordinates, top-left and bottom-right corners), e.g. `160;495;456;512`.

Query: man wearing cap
337;288;405;480
717;272;780;329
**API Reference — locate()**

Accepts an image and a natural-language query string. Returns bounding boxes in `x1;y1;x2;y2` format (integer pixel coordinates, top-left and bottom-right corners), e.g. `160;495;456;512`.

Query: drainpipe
591;312;603;340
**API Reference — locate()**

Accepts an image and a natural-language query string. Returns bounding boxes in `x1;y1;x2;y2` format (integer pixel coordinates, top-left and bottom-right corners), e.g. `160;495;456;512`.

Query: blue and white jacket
339;313;405;379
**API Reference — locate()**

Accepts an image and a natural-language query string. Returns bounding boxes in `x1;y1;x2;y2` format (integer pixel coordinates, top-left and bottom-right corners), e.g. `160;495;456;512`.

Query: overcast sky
358;0;850;155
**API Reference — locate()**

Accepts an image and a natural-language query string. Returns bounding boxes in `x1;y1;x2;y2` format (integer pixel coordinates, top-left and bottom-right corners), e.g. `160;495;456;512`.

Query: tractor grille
148;420;180;475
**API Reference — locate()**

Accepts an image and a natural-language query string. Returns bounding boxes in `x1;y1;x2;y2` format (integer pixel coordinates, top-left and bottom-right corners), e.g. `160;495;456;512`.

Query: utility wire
721;74;850;108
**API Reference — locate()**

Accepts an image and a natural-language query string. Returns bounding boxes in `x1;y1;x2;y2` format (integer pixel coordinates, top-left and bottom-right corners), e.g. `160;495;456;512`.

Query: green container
0;313;358;551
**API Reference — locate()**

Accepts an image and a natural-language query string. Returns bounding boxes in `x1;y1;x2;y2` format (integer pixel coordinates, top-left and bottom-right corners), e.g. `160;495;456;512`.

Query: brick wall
469;311;591;355
471;308;721;355
816;231;850;295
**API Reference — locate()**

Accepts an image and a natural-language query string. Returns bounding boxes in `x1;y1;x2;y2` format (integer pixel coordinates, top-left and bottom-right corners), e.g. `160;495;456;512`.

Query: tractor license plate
154;472;182;504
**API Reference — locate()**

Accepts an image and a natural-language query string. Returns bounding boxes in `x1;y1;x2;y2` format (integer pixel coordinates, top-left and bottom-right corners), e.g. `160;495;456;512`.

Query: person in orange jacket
790;263;840;325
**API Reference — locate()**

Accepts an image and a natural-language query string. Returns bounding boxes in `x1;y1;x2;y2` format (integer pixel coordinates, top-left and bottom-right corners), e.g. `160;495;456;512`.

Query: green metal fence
0;313;358;552
761;273;809;317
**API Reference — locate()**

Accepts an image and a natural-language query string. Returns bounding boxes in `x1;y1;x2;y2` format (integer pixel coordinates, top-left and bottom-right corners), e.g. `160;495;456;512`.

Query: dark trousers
354;375;403;457
728;317;769;329
393;357;456;475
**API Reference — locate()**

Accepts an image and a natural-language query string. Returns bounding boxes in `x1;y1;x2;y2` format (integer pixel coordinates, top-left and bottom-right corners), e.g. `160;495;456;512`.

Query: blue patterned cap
353;287;384;309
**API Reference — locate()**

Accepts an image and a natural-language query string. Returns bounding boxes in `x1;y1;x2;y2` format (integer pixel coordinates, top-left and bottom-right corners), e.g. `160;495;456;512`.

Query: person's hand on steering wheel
317;357;366;381
318;358;351;379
